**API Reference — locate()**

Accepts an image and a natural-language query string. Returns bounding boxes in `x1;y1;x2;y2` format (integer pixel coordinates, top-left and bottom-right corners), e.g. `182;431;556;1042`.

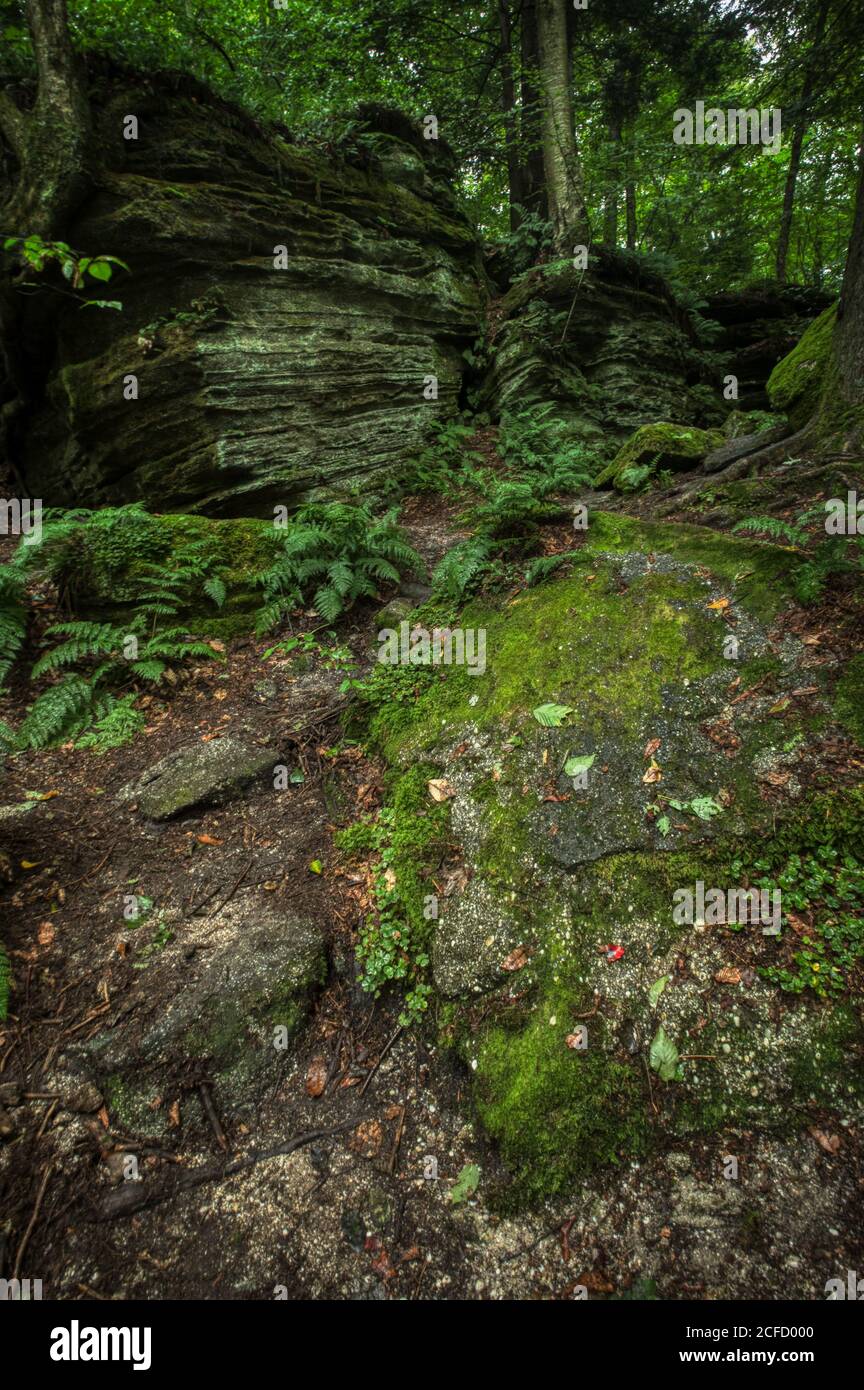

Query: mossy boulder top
767;302;838;431
368;513;864;1205
595;422;724;489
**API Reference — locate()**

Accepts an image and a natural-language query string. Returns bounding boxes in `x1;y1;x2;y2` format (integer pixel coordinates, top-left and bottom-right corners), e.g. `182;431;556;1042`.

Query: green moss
336;763;451;1023
104;1073;167;1138
767;302;837;430
788;1006;864;1104
473;994;648;1208
595;423;724;489
835;654;864;744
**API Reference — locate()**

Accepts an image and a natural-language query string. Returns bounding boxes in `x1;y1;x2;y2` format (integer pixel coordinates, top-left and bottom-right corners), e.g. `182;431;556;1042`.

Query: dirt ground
1;482;863;1302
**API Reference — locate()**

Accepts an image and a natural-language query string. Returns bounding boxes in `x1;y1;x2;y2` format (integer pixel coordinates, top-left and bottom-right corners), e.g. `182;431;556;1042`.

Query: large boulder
594;422;724;489
704;284;834;412
69;900;326;1124
364;513;864;1207
11;80;485;515
482;249;725;458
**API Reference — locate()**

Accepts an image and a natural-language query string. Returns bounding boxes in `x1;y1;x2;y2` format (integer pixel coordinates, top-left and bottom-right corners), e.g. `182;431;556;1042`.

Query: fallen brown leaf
808;1127;841;1156
305;1057;328;1098
427;778;456;803
714;966;741;986
501;946;530;972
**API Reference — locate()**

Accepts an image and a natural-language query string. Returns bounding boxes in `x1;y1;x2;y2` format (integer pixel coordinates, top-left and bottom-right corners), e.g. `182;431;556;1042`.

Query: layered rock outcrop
481;248;726;451
12;81;486;514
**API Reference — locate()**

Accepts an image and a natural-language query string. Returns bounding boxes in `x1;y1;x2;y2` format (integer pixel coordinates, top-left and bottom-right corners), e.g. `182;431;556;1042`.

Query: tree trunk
498;0;524;232
0;0;92;236
776;121;807;284
775;0;828;285
603;116;621;248
624;140;637;251
519;0;547;221
833;125;864;420
535;0;587;249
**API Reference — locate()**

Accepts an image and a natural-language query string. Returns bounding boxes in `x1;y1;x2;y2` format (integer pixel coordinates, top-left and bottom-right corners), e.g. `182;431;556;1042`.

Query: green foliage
398;419;485;497
498;406;598;494
0;557;28;688
468;480;548;537
759;846;863;998
254;502;422;631
731;792;864;999
1;512;226;748
431;536;495;603
732;515;807;546
3;235;128;309
524;552;579;587
335;765;450;1026
75;694;147;752
499;210;553;275
733;512;864;603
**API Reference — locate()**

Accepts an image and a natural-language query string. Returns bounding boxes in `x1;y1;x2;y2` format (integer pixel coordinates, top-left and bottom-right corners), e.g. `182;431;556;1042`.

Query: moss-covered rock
17;80;485;514
595;423;724;489
77;900;326;1121
360;516;864;1207
483;249;725;461
43;506;277;632
767;302;838;431
119;735;282;820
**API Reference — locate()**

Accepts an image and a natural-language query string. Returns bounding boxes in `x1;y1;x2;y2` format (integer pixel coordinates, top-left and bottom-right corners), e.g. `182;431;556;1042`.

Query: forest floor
2;454;864;1300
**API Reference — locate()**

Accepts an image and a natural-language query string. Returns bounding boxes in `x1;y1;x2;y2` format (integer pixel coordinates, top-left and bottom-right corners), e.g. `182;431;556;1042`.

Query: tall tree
775;0;830;283
0;0;91;235
535;0;588;248
832;125;864;432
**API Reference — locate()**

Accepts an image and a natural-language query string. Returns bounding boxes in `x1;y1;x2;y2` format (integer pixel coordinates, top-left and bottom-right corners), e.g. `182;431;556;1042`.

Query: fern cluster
431;536;496;603
0;516;227;749
733;512;864;603
255;501;423;631
0;557;28;687
399;420;485;497
498;405;599;494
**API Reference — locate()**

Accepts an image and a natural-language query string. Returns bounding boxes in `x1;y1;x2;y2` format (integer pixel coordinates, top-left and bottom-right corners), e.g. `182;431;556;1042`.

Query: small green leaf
648;975;670;1008
308;859;323;874
87;259;113;281
564;752;595;777
449;1163;481;1205
657;814;671;836
533;702;573;727
649;1025;679;1081
689;796;721;821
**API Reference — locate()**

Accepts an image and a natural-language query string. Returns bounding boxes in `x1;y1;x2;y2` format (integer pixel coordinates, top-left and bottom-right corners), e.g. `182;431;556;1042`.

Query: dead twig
359;1025;403;1097
198;1083;229;1151
95;1120;357;1222
13;1159;55;1280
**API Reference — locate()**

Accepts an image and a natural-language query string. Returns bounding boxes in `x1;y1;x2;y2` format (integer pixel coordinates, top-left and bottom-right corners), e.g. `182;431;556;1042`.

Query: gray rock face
135;903;325;1065
120;736;280;819
432;879;523;997
483;247;725;453
15;83;484;514
73;899;326;1117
